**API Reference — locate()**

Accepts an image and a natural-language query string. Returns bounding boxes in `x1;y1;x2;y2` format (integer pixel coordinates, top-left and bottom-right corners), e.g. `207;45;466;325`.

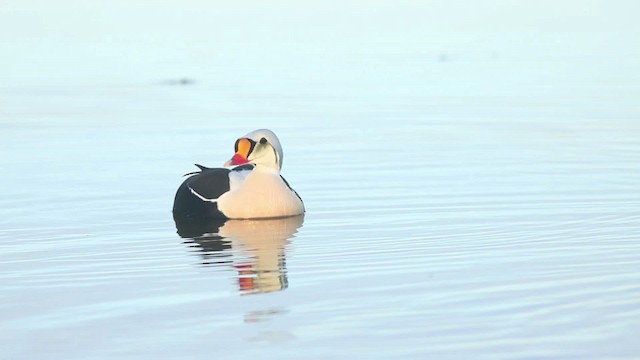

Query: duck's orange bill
235;138;252;157
227;138;252;165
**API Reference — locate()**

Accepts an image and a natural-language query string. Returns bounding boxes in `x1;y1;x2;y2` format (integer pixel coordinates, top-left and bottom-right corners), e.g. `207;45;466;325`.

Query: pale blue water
1;1;640;359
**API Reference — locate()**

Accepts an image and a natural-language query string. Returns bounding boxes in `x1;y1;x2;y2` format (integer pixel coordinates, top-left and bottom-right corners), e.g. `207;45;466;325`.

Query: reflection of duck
173;129;304;219
175;215;304;294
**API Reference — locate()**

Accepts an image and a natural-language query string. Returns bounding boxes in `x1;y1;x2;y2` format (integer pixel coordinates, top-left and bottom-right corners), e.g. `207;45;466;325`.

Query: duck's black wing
173;164;256;219
173;167;232;219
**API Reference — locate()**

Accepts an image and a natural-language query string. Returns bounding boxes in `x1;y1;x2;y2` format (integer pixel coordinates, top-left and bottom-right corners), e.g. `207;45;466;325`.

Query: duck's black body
173;164;256;219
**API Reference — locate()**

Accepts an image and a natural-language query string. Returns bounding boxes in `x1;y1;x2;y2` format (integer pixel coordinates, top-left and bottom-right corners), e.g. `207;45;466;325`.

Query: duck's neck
253;164;281;175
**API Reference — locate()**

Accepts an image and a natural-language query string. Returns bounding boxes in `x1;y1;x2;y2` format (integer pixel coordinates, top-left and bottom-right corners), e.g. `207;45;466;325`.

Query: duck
172;129;304;219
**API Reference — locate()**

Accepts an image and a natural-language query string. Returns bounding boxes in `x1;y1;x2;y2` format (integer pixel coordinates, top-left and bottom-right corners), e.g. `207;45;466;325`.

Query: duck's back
173;167;231;219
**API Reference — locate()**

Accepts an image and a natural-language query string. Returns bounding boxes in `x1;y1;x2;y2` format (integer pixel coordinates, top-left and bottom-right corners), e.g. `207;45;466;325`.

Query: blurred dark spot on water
438;53;451;62
162;78;196;86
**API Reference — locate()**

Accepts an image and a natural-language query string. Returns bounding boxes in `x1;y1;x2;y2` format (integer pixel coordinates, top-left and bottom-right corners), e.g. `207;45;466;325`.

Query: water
2;1;640;359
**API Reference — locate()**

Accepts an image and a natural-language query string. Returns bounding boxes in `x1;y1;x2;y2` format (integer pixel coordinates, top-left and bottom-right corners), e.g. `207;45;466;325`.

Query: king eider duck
172;129;304;220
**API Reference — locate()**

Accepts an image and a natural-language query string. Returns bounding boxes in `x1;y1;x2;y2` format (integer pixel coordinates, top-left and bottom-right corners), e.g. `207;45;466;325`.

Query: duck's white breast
217;169;304;219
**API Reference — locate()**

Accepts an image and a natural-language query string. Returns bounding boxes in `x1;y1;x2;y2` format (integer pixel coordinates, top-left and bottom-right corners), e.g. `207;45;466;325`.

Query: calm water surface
2;2;640;359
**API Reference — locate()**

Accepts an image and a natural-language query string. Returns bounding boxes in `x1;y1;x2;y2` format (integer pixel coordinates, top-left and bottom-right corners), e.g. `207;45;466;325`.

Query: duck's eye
260;137;267;144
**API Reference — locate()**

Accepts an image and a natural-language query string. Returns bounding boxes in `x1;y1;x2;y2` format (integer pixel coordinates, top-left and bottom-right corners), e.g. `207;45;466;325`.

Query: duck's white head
224;129;284;170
